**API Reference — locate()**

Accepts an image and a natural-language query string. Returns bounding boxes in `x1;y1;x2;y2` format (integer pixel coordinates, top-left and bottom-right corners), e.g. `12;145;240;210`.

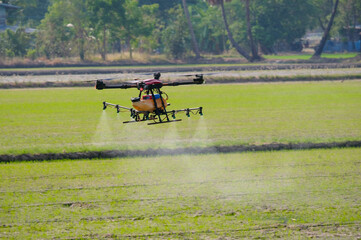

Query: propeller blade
84;77;122;83
176;72;219;77
136;73;155;76
202;72;220;75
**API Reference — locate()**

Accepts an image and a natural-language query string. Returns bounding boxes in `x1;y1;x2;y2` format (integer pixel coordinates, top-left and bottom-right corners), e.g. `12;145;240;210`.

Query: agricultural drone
95;72;204;125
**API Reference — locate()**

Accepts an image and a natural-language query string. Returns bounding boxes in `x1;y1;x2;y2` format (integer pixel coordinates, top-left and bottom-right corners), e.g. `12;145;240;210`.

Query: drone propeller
88;72;159;83
177;73;203;76
137;73;154;76
178;72;219;77
125;79;142;83
84;77;122;83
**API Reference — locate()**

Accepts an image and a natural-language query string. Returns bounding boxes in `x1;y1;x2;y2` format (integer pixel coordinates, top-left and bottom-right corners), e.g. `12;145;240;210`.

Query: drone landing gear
123;119;149;124
123;115;181;125
148;119;182;125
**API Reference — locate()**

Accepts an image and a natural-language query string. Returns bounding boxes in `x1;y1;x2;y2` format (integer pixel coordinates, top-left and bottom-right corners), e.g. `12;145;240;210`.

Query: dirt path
1;62;361;76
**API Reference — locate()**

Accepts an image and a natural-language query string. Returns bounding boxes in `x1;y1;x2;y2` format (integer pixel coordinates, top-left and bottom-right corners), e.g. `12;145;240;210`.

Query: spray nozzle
130;109;135;118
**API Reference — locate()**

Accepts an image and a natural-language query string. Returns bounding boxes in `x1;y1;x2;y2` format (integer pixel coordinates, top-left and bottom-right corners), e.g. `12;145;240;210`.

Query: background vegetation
0;0;360;61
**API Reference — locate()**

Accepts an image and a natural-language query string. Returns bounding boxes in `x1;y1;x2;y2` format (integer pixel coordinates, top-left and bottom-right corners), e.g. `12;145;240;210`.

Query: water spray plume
191;117;210;147
161;123;180;149
92;111;114;146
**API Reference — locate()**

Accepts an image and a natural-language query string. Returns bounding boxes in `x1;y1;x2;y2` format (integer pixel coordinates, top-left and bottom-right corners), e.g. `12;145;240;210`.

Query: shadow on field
1;141;361;163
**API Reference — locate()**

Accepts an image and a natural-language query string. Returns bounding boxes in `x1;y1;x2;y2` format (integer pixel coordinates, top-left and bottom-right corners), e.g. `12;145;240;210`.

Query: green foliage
335;0;361;42
226;1;248;44
36;1;74;58
2;0;359;60
312;0;336;31
64;0;91;61
85;0;126;60
0;28;31;57
121;0;159;58
193;1;226;54
162;5;190;59
139;0;178;12
25;49;37;60
135;3;161;53
7;0;50;27
252;0;315;53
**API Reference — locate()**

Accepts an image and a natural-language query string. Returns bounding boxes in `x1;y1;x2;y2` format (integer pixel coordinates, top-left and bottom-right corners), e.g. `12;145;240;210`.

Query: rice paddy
0;72;360;239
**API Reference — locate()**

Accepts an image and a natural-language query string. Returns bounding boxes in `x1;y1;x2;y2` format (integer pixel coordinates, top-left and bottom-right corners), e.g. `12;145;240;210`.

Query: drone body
96;73;204;125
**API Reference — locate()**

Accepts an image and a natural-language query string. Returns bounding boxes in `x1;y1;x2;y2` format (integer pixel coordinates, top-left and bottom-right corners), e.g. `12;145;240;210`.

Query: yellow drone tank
131;94;168;112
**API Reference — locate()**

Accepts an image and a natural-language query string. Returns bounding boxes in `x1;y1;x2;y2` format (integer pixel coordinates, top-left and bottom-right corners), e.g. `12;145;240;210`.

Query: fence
323;40;361;52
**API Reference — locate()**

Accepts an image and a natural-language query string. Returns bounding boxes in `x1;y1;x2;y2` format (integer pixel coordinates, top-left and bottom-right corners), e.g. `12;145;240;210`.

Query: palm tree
208;0;252;61
313;0;340;58
244;0;262;61
182;0;201;58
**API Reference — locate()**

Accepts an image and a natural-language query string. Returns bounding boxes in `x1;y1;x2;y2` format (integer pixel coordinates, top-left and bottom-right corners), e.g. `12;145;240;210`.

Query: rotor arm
163;75;204;87
96;80;137;90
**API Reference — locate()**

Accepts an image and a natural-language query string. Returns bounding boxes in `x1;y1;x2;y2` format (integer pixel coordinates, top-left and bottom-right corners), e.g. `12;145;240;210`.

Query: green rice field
1;81;361;155
1;148;360;239
1;79;361;239
0;81;361;155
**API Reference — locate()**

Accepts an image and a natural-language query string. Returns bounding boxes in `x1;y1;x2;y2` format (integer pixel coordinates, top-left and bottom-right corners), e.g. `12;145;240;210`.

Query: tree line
0;0;360;62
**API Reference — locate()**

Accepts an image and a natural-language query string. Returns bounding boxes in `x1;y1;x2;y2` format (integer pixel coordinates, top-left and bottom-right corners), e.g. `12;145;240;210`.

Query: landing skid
124;118;182;125
148;119;182;125
123;119;148;124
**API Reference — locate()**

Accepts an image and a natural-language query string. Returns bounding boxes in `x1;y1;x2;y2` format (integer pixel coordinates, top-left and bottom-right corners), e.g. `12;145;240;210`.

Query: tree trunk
182;0;201;59
220;0;252;61
78;29;85;61
79;37;85;61
101;27;107;61
245;0;262;61
318;17;326;31
313;0;339;58
127;36;132;59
